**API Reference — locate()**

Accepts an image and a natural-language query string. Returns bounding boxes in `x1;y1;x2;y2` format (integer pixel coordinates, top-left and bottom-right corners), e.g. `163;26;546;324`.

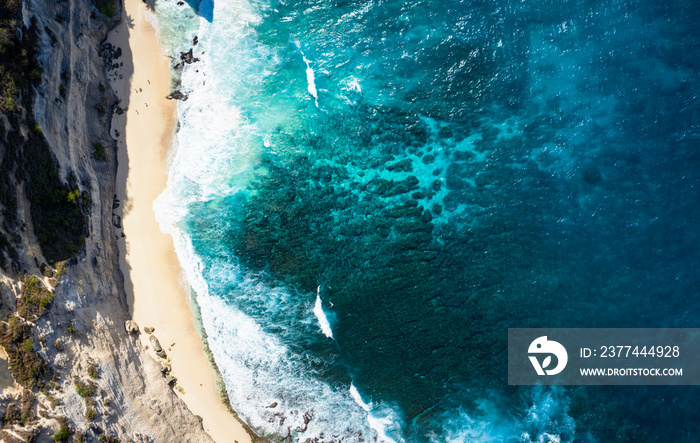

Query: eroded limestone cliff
0;0;220;440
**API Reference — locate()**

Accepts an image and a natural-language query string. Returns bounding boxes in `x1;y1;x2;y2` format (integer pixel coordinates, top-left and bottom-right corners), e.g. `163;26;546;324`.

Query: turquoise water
151;0;700;441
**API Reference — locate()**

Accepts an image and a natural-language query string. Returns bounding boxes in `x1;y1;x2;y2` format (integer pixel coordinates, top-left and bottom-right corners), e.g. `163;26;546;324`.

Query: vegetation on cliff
0;274;55;391
94;0;118;19
0;0;89;266
0;316;50;389
17;274;54;320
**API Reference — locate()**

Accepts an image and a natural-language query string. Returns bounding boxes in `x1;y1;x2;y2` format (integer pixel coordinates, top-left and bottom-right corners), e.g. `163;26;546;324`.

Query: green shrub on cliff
0;66;17;111
67;188;80;204
28;67;42;85
74;377;97;398
53;425;70;442
99;3;116;19
85;407;96;421
92;142;107;161
88;362;99;379
17;274;54;320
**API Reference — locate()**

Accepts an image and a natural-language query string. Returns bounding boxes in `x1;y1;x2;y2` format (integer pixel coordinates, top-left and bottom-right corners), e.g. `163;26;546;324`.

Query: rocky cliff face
0;0;217;441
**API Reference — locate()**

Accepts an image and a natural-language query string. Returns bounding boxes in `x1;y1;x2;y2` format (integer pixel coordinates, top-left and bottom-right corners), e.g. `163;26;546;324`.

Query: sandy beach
109;1;253;442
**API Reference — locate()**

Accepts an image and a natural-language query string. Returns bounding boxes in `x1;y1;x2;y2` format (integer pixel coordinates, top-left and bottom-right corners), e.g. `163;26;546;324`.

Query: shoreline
109;1;254;442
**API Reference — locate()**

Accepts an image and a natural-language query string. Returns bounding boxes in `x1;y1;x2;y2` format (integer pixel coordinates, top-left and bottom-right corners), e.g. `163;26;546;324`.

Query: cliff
0;0;218;440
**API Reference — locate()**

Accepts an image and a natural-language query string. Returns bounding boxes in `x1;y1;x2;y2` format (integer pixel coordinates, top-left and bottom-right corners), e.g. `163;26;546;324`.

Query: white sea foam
350;383;405;443
429;388;575;443
350;383;370;412
347;77;362;93
300;51;319;107
313;288;334;339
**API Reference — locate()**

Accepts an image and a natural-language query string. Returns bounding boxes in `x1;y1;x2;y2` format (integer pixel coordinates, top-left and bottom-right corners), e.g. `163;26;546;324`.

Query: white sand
110;1;253;442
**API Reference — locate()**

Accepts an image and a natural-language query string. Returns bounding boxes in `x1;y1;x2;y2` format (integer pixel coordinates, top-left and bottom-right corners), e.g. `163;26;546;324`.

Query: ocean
148;0;700;441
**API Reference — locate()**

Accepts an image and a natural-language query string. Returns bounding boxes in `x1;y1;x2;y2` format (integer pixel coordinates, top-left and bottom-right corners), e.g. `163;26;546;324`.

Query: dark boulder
166;90;189;101
180;48;200;64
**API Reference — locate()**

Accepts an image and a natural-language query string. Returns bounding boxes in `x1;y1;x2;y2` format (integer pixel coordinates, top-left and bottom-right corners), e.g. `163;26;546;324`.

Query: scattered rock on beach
144;326;155;334
149;335;167;359
124;320;139;334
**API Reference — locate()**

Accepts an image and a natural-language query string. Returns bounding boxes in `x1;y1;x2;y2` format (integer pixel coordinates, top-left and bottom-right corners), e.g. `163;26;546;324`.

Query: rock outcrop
166;90;189;101
125;319;139;334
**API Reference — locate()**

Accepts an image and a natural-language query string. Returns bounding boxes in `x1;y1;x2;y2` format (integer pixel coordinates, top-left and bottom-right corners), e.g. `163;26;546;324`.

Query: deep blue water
153;0;700;440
